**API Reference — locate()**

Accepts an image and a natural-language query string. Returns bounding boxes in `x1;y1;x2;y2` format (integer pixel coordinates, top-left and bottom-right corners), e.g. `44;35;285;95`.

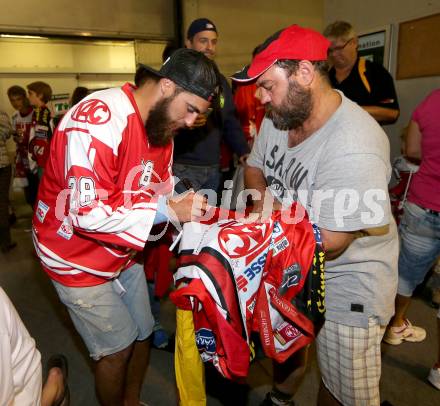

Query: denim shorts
397;201;440;297
53;263;154;360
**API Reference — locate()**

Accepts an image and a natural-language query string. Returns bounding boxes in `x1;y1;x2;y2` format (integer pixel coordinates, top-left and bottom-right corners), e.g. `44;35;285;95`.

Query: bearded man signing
233;25;398;406
32;49;220;406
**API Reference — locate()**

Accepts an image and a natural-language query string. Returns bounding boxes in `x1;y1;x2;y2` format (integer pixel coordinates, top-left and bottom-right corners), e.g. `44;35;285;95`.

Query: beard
266;79;313;131
145;95;177;146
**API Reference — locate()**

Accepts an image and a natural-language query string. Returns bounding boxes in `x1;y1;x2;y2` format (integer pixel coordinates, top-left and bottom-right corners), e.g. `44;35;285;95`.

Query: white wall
0;36;170;117
0;37;139;117
0;0;175;40
324;0;440;159
182;0;324;76
0;38;136;74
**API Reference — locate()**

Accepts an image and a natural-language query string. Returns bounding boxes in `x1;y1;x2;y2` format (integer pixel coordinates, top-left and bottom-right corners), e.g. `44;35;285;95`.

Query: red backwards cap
232;25;330;82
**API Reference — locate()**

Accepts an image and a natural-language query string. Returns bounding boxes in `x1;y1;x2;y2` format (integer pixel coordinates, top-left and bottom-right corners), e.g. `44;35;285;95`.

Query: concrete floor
1;197;439;405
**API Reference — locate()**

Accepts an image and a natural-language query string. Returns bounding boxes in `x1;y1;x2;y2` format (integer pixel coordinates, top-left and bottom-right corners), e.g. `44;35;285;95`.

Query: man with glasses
324;21;399;125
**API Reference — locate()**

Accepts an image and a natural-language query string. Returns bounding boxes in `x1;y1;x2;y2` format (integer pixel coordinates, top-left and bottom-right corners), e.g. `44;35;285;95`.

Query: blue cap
187;18;217;39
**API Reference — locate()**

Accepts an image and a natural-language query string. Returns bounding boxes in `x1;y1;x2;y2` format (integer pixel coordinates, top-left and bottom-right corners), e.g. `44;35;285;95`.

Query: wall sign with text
358;26;392;69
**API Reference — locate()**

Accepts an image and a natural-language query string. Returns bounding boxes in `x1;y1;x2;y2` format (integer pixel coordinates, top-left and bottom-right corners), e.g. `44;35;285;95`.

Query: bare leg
124;338;151;406
317;381;342;406
41;367;65;406
389;294;412;327
95;344;134;406
272;346;308;396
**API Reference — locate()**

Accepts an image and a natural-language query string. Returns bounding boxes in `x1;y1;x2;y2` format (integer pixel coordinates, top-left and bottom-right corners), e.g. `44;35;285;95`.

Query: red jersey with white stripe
32;83;173;287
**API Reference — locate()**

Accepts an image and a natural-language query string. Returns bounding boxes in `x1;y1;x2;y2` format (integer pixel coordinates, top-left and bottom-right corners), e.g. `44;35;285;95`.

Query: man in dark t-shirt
324;21;399;125
173;18;249;198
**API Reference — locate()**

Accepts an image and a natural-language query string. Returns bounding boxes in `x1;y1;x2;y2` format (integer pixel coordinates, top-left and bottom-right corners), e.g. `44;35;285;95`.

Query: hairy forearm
244;165;268;207
321;224;390;260
320;228;355;260
362;106;399;124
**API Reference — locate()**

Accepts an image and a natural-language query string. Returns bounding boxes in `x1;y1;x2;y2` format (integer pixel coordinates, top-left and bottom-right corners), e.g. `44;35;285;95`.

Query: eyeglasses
328;38;354;54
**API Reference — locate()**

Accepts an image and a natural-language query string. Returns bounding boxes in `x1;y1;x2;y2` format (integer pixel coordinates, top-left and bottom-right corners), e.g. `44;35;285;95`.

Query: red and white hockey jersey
32;83;173;287
171;206;325;380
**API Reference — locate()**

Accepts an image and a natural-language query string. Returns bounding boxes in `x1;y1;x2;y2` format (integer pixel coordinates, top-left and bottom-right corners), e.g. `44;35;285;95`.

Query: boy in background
7;86;38;208
27;81;53;178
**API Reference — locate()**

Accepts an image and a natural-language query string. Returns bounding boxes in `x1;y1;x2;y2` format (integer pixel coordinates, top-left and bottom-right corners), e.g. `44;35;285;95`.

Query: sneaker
152;328;170;349
383;319;426;345
428;366;440;390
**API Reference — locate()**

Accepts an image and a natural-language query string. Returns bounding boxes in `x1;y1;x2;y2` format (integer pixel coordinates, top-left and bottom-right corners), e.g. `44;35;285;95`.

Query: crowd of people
0;17;439;406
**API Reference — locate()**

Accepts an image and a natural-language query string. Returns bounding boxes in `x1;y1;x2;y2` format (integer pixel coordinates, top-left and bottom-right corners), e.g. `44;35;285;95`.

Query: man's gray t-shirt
247;92;398;328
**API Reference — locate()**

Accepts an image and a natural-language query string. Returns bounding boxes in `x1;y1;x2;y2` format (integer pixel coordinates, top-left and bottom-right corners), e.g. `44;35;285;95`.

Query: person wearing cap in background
32;48;221;405
323;21;399;125
173;18;249;200
233;25;398;406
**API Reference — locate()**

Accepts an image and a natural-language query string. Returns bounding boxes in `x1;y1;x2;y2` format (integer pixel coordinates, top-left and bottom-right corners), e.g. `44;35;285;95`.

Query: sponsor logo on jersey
195;328;216;354
236;275;249;292
247;298;256;313
272;221;283;238
57;218;73;240
243;252;267;282
71;99;111;125
36;200;49;223
139;159;154;188
272;236;289;257
237;252;268;292
279;263;301;295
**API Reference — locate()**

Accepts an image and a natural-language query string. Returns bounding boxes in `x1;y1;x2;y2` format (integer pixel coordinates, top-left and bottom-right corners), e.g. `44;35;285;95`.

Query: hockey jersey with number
28;105;53;169
32;83;173;287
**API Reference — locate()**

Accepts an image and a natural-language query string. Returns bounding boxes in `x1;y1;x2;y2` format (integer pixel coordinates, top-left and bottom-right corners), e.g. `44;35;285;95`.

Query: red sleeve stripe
65;127;90;134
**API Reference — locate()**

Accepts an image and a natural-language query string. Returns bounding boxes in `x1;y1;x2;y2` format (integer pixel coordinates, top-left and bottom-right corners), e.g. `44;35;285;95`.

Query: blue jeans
173;162;220;205
397;201;440;297
53;263;154;360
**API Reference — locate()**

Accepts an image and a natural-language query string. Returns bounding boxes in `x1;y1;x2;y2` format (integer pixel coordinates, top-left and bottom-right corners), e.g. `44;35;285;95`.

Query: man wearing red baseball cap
234;25;398;406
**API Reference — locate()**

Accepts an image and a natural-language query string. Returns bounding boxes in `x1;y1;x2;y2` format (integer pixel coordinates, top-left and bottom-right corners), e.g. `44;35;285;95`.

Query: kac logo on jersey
275;322;301;345
195;328;216;354
218;222;272;260
71;99;111;125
